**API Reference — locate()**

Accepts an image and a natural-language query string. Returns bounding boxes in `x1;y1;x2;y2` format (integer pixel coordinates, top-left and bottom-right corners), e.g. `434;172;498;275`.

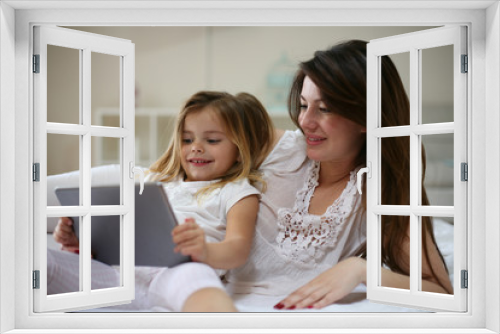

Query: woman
224;40;453;310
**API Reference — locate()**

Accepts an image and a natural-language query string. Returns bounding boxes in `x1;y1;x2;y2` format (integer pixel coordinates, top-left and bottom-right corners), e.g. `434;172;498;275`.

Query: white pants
47;248;224;312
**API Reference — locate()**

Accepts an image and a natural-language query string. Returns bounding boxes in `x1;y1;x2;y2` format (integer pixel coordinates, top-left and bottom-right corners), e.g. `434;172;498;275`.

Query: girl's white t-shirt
225;130;367;296
162;178;260;244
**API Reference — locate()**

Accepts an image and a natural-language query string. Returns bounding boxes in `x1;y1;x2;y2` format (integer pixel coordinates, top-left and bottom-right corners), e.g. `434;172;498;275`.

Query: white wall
47;25;455;173
0;2;16;333
486;3;500;333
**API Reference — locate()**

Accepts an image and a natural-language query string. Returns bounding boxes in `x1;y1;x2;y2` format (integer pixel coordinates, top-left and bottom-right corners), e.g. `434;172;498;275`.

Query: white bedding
80;284;424;313
46;165;454;313
47;219;453;313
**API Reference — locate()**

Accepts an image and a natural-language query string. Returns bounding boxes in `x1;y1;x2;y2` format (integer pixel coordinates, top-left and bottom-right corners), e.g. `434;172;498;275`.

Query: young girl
52;91;275;312
148;90;271;273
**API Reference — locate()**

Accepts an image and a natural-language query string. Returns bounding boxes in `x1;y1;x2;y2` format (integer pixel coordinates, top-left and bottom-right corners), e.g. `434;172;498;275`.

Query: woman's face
298;76;366;165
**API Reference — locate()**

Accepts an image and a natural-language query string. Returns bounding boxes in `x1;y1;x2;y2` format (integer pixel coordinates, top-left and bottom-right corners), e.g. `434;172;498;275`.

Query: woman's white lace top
225;130;366;296
275;161;359;265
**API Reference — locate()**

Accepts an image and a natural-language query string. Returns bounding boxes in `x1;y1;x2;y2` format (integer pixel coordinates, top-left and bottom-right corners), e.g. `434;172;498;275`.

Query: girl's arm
275;225;452;309
172;194;259;270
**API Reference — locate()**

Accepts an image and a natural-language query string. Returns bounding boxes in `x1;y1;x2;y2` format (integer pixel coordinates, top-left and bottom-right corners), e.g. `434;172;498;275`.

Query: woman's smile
304;133;327;146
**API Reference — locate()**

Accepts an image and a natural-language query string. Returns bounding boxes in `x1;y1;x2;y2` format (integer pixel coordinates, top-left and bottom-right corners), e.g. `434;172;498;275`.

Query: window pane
380;215;410;290
47;133;80;209
102;115;120;127
91;137;122;205
92;136;121;168
381;52;410;127
91;52;121;126
157;115;176;160
47;217;81;295
47;45;80;124
136;115;150;167
90;215;121;291
381;136;410;205
421;133;454;206
421;45;454;124
421;216;454;295
47;133;80;176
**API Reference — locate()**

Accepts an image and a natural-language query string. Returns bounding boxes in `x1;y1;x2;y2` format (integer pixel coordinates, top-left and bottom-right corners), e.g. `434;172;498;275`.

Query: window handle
129;162;145;195
356;162;371;195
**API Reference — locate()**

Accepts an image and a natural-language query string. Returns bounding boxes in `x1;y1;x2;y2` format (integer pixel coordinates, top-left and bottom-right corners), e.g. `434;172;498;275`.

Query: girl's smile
188;159;213;166
181;108;239;182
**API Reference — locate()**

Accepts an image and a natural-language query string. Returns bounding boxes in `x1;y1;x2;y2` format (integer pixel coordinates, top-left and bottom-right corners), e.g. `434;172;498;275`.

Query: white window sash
32;25;136;312
366;25;468;312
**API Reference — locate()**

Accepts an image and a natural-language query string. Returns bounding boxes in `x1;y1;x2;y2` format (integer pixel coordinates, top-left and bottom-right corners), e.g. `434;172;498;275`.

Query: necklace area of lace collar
300;161;358;217
275;161;360;265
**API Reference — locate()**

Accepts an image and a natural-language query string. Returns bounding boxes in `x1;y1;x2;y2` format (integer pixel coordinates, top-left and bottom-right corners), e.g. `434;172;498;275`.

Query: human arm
275;224;452;309
274;257;366;310
378;223;453;294
172;194;259;270
53;217;79;253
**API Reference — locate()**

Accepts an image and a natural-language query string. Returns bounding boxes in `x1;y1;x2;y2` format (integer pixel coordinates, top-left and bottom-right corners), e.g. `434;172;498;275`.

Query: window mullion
81;48;92;294
46;122;130;138
409;47;420;294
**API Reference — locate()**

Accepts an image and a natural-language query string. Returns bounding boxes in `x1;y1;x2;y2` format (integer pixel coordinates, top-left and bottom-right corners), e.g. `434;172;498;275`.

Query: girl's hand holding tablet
172;218;208;263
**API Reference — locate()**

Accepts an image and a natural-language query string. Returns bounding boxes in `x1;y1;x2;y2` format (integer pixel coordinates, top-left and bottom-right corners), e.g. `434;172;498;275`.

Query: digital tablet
55;183;191;267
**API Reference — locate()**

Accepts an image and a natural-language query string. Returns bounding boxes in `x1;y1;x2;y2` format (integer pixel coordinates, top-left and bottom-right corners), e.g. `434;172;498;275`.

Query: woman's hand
172;218;208;263
53;217;80;253
274;257;366;310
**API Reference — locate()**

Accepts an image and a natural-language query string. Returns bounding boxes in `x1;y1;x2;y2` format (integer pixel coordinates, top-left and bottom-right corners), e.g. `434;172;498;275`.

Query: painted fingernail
307;305;314;309
273;303;284;310
286;305;296;310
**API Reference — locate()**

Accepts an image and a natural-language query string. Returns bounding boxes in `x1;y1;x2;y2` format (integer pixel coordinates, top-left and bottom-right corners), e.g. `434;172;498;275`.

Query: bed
46;164;454;313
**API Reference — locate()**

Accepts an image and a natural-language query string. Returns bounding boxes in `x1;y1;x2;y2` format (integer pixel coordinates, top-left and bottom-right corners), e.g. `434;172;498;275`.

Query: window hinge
33;54;40;73
33;163;40;182
461;270;468;289
461;54;468;73
33;270;40;289
461;162;468;181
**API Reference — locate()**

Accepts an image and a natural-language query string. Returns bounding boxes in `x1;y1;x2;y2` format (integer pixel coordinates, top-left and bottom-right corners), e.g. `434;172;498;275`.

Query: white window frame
32;26;136;312
365;26;468;312
1;1;499;333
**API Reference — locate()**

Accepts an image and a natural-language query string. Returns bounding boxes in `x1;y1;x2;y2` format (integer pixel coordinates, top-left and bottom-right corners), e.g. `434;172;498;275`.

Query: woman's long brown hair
288;40;451;293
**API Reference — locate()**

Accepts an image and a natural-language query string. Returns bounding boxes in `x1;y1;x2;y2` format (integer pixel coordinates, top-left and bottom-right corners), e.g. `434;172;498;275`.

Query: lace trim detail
276;161;359;265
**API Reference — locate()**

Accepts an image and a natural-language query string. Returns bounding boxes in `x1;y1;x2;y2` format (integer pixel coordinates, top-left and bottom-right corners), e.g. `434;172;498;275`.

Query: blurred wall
47;26;453;175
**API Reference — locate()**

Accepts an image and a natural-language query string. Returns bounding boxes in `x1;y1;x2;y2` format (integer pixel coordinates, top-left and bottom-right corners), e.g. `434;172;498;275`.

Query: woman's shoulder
276;129;304;149
260;129;307;171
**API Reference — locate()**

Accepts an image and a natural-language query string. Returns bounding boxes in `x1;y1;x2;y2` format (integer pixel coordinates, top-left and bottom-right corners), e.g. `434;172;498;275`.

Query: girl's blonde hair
149;91;274;196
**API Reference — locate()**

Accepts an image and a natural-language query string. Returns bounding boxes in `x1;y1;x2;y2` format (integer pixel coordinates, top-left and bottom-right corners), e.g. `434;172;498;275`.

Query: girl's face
180;108;239;182
298;76;366;165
